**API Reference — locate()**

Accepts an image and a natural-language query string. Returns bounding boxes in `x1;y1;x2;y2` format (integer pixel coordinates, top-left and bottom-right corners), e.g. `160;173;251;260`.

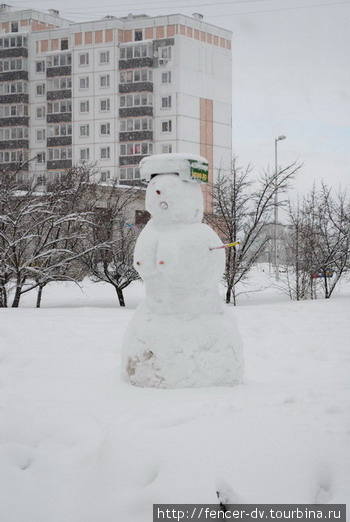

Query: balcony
119;82;153;94
47;136;72;147
0;139;28;149
119;155;149;166
47;89;72;101
47;159;72;170
119;57;154;69
119;106;153;118
46;66;72;78
119;131;153;142
0;47;28;59
0;162;28;172
0;116;29;126
0;70;28;82
0;93;29;104
47;113;72;123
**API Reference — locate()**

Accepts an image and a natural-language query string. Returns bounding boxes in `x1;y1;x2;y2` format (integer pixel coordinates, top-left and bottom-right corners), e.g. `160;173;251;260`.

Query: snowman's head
146;173;204;225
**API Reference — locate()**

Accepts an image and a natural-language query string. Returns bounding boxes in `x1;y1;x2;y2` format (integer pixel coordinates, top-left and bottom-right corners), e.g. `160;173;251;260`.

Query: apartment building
0;5;232;208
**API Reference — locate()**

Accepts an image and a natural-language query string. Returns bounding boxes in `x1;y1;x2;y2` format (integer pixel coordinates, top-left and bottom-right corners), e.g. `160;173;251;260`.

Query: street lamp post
274;135;286;281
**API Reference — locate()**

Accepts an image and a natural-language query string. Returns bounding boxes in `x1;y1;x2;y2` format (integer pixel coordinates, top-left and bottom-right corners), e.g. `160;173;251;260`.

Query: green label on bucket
189;160;209;183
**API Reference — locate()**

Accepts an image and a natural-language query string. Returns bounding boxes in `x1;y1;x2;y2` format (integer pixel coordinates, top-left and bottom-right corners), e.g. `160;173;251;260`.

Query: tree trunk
323;272;329;299
116;286;125;307
36;285;44;308
225;285;232;304
232;286;237;306
0;285;7;307
11;285;22;308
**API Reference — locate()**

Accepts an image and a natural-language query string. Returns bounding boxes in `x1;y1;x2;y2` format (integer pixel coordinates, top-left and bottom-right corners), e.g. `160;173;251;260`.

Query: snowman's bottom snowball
121;306;244;388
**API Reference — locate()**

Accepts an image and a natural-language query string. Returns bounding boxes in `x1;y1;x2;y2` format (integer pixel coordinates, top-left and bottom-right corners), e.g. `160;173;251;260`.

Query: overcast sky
9;0;350;194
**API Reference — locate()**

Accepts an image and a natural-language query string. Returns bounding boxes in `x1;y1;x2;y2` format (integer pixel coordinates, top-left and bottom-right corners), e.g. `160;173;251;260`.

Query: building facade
0;5;232;208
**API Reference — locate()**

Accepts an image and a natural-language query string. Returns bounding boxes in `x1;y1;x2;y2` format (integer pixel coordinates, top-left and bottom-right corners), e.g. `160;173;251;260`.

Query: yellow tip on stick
210;241;240;251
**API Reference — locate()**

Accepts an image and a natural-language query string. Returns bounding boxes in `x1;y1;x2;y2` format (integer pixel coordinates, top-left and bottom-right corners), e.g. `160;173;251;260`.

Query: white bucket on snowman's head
140;153;209;184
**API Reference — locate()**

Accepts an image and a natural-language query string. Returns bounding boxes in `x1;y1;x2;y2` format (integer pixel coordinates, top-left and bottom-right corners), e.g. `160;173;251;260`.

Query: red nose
156;190;161;195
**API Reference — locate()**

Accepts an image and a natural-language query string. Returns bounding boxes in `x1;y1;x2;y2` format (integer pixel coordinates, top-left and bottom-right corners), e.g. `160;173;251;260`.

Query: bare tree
28;164;104;308
81;183;141;307
0;168;43;307
308;184;350;299
0;164;105;307
282;183;350;300
282;200;313;301
205;158;301;305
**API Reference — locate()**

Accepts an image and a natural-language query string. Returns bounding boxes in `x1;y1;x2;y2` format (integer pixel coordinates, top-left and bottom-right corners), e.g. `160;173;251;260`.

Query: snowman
121;153;244;388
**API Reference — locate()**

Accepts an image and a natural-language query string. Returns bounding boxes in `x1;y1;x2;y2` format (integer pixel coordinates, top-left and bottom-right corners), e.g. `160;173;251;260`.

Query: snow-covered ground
0;268;349;522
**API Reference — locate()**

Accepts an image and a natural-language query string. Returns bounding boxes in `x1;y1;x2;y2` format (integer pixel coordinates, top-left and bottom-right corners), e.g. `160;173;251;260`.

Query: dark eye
156;190;161;195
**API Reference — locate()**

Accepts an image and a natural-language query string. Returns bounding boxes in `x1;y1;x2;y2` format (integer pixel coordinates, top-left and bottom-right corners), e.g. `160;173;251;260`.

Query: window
36;106;45;119
143;118;152;130
16;172;26;184
47;123;72;137
119;166;140;180
37;152;46;164
99;51;110;64
79;124;89;137
161;47;172;60
162;71;171;84
120;71;132;83
120;119;133;132
49;171;65;183
0;104;28;117
0;150;28;164
162;120;172;133
80;100;89;113
100;123;110;136
100;75;110;88
100;98;110;112
100;147;110;159
79;76;89;89
47;54;71;67
120;118;152;132
134;30;143;41
36;129;45;141
11;22;18;33
162;144;173;154
47;77;72;91
61;39;68;51
119;142;153;156
4;36;25;48
47;100;72;114
119;43;151;60
0;81;28;94
0;58;26;72
35;60;45;73
119;93;153;108
36;83;45;96
48;147;72;161
79;53;89;66
161;96;172;109
80;148;90;160
100;170;110;182
37;175;47;186
0;127;28;140
120;69;152;83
